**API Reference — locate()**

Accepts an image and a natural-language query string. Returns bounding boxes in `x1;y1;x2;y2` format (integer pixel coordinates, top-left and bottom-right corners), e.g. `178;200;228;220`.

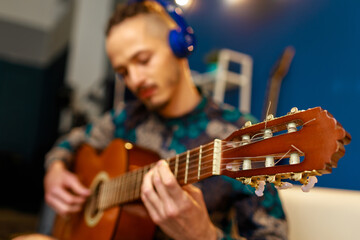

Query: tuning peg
289;152;300;165
255;181;266;197
288;107;299;115
265;156;275;167
275;182;293;190
287;122;297;133
244;121;252;128
263;129;275;167
266;175;284;186
291;172;303;181
301;176;318;192
266;175;276;183
266;114;274;121
241;177;252;186
237;176;263;189
263;129;273;139
241;135;252;170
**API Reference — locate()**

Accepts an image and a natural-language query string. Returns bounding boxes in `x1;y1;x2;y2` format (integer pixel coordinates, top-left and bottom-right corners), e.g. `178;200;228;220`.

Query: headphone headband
128;0;196;58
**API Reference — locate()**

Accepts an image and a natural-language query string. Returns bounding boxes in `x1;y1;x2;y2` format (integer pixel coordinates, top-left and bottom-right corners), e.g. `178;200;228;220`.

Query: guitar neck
97;140;221;210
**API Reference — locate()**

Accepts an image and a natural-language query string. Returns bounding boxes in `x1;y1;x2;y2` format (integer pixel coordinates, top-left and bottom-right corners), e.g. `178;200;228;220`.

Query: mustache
135;84;156;95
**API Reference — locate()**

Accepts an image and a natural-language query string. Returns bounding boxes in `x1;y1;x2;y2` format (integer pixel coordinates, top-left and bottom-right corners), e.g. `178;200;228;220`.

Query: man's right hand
44;161;91;217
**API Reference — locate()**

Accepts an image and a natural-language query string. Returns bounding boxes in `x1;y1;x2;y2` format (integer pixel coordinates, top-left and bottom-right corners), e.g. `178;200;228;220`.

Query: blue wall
185;0;359;190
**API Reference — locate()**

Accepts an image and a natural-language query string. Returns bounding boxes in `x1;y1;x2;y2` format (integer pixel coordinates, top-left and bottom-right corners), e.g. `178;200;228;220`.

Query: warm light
225;0;245;5
175;0;192;7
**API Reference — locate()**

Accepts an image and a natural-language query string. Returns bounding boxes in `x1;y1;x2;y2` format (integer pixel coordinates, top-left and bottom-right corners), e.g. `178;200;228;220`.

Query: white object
255;181;266;197
241;134;251;170
289;152;300;165
279;186;360;240
193;49;253;113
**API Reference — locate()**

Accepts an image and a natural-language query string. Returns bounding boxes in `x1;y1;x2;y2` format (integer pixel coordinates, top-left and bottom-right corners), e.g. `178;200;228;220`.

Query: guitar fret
120;175;125;204
106;182;111;208
129;171;135;201
140;167;145;197
124;173;129;203
114;180;119;205
213;139;221;175
110;180;115;207
184;150;190;184
128;171;133;201
134;171;138;200
130;171;136;201
116;177;121;205
132;171;137;201
104;182;109;208
112;178;117;206
134;171;138;199
107;181;112;208
121;173;127;203
127;173;131;202
119;177;123;203
114;177;120;205
136;169;142;198
132;170;136;200
198;145;202;180
175;154;179;178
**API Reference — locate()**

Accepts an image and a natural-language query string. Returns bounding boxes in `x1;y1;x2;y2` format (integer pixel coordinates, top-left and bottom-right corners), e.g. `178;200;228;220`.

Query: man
44;1;287;239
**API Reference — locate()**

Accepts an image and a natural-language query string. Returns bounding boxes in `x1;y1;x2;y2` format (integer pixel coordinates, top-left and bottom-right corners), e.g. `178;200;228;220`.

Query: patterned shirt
45;96;288;240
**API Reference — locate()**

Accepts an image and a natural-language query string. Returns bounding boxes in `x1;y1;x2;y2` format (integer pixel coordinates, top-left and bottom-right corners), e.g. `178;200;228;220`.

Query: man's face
106;15;182;111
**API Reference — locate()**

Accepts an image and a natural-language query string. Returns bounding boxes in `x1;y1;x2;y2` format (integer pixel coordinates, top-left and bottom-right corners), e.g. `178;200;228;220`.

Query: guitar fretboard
97;140;221;211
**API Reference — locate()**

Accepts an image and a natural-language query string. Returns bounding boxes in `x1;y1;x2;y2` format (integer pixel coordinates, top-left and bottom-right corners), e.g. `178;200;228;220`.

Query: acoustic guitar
52;107;351;240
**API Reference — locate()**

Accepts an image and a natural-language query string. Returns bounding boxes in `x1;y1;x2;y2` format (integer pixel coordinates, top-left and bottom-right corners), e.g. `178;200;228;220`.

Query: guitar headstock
220;107;351;191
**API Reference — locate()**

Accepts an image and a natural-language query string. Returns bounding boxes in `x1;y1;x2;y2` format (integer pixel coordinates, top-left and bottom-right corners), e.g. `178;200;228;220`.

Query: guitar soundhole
84;171;109;227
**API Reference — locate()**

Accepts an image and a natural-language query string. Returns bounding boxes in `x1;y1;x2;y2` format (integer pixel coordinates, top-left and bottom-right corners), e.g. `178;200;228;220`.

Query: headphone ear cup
169;29;193;58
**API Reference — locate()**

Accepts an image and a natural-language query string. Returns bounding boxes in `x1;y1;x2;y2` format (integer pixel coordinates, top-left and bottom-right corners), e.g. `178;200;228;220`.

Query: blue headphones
128;0;196;58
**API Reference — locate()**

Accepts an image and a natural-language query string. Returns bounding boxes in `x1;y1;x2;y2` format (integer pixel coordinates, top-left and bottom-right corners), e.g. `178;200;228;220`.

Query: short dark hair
106;2;167;36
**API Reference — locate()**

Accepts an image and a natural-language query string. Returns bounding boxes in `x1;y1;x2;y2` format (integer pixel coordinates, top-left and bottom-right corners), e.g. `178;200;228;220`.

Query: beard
146;101;168;112
137;75;181;113
142;95;170;113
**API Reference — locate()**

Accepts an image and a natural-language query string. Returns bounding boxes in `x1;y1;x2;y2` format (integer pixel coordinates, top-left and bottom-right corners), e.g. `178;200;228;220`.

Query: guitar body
52;139;158;240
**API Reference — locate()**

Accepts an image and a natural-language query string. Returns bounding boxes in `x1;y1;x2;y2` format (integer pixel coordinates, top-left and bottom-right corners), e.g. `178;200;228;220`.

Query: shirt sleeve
44;111;116;169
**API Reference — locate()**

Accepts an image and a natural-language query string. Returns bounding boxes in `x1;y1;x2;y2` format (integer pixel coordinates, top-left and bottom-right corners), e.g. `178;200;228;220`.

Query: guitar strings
150;140;304;182
264;101;271;129
169;133;271;168
99;152;292;209
99;132;300;192
166;134;279;169
99;129;299;193
99;142;304;209
168;123;292;165
182;148;301;174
